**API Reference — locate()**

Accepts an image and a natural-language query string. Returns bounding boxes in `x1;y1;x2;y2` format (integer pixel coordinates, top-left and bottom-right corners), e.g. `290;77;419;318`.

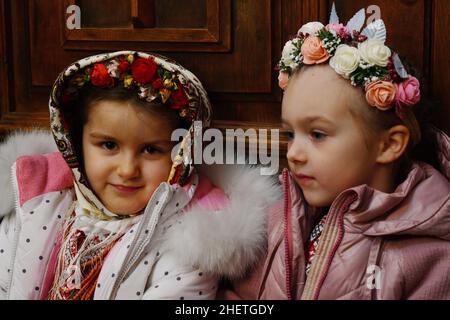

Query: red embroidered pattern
48;219;120;300
305;214;328;276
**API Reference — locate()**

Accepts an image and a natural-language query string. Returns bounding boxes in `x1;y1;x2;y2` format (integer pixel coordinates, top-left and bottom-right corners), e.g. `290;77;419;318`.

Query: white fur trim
0;130;57;217
165;165;282;279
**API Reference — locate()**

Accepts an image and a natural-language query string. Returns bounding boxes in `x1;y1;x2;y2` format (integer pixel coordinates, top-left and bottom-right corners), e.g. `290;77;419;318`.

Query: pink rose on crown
395;76;421;107
326;23;350;39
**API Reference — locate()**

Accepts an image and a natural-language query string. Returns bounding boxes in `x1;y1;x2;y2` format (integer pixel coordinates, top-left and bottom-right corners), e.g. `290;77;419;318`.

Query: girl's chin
303;193;334;208
104;203;146;216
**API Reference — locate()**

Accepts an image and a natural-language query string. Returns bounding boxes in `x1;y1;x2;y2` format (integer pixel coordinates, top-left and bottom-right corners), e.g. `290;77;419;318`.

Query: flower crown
278;4;421;115
63;53;197;122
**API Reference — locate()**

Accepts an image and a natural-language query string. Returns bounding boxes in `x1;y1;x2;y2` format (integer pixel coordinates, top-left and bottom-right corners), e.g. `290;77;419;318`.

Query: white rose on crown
281;40;299;70
297;22;325;36
358;39;391;67
329;45;360;78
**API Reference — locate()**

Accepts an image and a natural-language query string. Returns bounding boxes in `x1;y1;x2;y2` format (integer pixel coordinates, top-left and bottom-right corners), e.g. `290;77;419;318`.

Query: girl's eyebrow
281;116;335;126
302;116;335;125
88;132;115;140
88;131;171;146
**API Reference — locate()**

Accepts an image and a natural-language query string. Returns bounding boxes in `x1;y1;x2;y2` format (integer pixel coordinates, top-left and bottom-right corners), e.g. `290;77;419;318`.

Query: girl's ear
376;125;410;164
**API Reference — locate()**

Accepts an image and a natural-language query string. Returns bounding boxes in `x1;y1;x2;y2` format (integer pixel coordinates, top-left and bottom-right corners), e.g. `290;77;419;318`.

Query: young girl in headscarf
0;51;280;300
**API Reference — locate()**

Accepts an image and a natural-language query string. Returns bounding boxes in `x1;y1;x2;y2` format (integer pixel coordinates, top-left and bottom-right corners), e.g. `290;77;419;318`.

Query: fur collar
165;164;281;279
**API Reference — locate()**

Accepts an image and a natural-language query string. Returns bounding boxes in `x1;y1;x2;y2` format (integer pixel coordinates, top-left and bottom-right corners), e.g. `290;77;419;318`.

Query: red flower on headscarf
90;64;113;88
118;60;130;74
152;78;163;89
170;85;189;109
131;57;157;84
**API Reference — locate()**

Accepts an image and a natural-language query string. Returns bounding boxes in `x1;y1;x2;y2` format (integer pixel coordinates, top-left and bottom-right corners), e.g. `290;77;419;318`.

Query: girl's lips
111;184;143;193
294;174;315;186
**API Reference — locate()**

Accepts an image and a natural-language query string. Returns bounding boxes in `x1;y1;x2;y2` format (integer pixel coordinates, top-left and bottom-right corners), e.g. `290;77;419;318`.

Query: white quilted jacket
0;132;281;300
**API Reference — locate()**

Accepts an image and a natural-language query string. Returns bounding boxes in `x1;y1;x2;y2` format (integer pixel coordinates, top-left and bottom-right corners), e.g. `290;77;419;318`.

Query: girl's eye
143;145;160;154
101;141;117;150
311;131;327;141
284;131;295;141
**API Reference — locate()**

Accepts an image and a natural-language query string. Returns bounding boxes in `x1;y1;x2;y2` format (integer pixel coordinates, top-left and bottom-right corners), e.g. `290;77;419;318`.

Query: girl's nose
117;154;140;179
286;139;307;164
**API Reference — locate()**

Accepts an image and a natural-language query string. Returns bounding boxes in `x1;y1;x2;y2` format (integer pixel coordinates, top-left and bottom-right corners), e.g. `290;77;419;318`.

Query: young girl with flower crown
0;51;279;300
220;9;450;299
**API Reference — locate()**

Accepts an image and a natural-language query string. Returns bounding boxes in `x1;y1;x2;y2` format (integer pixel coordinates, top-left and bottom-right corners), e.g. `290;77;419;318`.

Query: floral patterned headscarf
49;51;212;217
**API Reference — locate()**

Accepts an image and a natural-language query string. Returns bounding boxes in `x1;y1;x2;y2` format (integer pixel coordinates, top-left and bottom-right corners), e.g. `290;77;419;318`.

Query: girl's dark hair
62;84;190;171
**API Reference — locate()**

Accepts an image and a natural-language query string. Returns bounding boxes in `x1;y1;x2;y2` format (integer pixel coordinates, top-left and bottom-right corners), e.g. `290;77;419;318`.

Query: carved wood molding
60;0;231;52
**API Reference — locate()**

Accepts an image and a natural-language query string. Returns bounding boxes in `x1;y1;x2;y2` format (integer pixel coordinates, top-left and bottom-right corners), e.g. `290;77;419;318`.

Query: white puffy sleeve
0;208;18;299
142;249;218;300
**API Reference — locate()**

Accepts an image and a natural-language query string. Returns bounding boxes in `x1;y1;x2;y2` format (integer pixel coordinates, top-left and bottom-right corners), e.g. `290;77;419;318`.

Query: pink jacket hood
344;128;450;240
345;162;449;240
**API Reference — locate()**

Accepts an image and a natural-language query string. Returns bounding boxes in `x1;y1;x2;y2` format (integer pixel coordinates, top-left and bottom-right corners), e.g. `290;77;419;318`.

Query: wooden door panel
2;0;286;134
1;0;448;140
331;0;426;72
431;0;450;133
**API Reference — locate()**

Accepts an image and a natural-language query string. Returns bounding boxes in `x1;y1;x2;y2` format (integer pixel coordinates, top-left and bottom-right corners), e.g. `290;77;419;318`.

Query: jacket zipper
108;183;173;299
282;170;293;300
312;193;357;300
6;163;22;299
369;237;384;300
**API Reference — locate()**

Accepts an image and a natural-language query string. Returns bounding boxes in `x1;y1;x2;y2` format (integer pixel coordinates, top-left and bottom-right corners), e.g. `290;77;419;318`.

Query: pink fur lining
16;152;73;206
190;175;229;211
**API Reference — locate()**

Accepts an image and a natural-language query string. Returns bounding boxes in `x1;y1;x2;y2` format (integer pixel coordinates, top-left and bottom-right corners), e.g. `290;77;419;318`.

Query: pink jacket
221;129;450;300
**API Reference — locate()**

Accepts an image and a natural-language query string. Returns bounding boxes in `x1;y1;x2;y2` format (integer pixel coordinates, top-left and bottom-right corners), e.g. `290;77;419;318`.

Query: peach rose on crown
278;4;421;113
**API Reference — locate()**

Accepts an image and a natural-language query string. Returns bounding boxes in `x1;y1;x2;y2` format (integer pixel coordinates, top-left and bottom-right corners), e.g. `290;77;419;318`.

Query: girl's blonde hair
345;69;443;181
